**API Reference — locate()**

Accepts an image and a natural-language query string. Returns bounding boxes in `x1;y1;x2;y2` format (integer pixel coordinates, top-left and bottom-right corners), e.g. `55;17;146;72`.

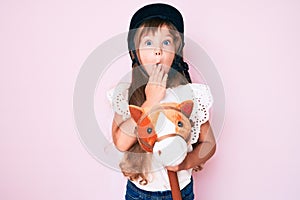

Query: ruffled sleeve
189;84;213;144
107;83;131;121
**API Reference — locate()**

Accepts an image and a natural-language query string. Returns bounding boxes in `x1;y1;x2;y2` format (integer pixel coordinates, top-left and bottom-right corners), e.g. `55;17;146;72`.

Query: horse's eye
177;121;183;127
147;127;152;134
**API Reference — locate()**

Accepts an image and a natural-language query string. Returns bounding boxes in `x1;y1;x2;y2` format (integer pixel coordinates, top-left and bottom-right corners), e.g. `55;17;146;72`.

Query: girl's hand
165;154;189;172
144;64;168;106
165;152;205;172
165;161;204;172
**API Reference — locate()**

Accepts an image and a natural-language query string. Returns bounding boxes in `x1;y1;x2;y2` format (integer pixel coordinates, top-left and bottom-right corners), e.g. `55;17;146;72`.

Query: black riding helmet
128;3;191;83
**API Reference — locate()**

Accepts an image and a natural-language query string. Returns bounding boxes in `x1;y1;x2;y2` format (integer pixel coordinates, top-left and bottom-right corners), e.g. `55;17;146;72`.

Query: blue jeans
125;178;194;200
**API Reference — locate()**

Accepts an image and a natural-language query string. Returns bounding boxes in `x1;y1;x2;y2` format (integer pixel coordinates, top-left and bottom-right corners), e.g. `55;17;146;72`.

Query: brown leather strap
167;170;182;200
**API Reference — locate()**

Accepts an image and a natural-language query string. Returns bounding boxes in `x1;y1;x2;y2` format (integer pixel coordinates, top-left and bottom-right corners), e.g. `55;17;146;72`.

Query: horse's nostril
158;150;162;156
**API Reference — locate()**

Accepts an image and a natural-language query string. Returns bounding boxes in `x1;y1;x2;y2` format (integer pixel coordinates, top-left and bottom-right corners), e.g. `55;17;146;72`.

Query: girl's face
137;25;176;75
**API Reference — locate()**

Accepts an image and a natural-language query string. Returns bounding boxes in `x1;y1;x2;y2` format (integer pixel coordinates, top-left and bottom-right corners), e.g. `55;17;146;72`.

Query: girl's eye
145;40;152;46
163;40;171;46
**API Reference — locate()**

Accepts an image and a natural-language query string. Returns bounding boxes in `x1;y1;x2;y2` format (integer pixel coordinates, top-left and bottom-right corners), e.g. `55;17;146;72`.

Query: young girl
110;3;216;200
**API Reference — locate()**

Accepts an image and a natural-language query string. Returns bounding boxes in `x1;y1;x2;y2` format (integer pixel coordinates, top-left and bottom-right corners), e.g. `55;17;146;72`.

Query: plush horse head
129;100;194;167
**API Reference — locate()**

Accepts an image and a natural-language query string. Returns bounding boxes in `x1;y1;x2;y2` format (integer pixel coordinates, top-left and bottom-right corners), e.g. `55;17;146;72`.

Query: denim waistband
125;177;194;200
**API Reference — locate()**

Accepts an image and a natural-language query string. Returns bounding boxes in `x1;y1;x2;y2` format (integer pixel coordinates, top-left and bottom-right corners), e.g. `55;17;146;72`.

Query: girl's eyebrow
163;35;174;41
140;35;153;42
164;34;173;37
162;33;174;39
141;32;155;38
141;35;152;38
142;34;173;39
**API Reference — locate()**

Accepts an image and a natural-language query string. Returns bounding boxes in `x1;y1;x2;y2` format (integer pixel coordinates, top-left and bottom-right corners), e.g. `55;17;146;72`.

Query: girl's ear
178;100;194;118
129;105;144;123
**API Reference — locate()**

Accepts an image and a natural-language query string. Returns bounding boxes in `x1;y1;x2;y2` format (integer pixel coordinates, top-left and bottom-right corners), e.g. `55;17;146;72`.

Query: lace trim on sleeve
189;84;213;144
107;83;131;121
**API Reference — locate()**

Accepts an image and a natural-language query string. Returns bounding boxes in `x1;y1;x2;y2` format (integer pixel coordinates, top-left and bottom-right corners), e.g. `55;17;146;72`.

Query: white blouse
107;83;213;191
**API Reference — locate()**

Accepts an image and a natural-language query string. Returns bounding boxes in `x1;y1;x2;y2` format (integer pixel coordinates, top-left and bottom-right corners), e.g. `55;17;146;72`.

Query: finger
156;65;164;83
148;65;155;83
161;73;168;88
151;64;160;82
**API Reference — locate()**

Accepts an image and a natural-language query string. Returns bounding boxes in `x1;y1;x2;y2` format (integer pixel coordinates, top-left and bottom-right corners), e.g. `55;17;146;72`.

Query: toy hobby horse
129;100;194;200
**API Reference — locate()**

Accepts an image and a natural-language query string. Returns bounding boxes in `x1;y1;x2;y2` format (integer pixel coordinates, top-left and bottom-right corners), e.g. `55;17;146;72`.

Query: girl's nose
154;47;162;56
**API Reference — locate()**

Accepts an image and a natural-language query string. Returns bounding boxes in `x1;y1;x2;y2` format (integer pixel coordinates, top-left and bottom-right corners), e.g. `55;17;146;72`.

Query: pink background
1;0;299;199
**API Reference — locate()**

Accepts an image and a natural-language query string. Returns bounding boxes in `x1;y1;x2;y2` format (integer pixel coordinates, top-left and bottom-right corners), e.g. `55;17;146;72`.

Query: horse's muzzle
153;135;188;167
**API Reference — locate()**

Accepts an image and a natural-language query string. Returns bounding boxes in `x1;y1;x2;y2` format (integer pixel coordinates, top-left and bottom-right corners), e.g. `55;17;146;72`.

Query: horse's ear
178;100;194;118
129;105;144;123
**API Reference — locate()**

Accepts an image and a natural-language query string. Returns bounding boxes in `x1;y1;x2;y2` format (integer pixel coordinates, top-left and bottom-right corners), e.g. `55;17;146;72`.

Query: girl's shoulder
188;83;213;108
107;82;130;100
167;83;213;144
107;82;131;120
167;83;213;108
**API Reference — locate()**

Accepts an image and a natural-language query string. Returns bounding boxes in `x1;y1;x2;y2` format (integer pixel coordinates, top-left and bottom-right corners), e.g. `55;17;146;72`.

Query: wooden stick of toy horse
129;100;194;200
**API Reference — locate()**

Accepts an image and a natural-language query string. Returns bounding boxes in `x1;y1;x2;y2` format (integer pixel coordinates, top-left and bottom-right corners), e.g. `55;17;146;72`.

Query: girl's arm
112;65;167;151
112;99;166;152
166;120;216;171
112;94;165;152
112;113;137;152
